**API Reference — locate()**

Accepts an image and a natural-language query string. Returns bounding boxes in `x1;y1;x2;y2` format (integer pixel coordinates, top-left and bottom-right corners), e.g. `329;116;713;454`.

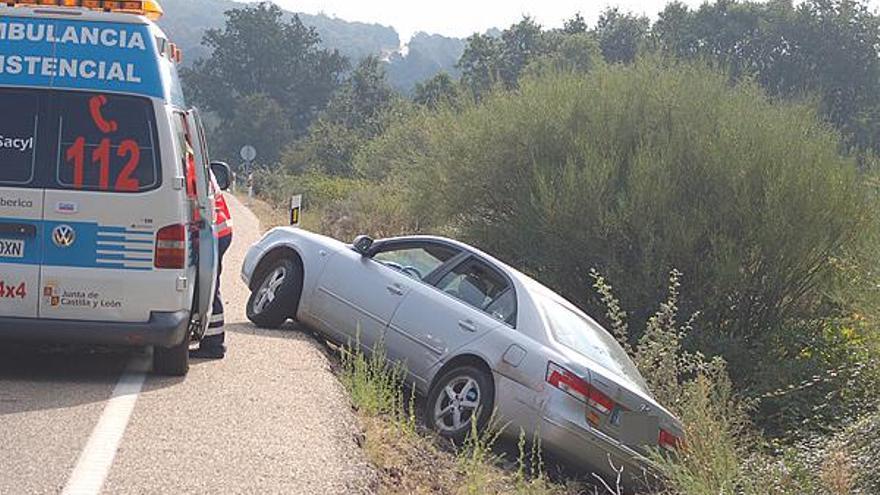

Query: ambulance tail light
6;0;164;20
155;224;186;269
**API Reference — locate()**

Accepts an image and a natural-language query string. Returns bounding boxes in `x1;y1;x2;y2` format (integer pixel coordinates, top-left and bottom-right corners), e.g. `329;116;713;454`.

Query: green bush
359;58;875;398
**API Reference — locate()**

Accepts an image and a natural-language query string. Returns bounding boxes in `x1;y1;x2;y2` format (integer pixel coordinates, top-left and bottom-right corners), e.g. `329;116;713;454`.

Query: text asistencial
0;21;147;83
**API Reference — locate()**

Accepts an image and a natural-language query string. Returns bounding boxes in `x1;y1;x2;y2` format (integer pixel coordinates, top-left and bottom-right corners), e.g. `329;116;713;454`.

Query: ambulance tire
247;256;302;329
153;332;190;376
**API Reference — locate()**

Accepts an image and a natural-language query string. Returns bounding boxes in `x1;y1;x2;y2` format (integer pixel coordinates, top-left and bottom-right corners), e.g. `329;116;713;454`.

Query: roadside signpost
240;145;257;205
290;194;302;227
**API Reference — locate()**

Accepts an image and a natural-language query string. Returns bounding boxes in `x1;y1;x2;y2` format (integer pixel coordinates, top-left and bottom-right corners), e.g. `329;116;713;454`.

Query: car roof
379;234;556;292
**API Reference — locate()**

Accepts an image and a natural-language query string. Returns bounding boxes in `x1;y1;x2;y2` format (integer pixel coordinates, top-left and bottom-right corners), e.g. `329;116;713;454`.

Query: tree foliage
653;0;880;154
413;72;460;109
182;2;348;162
285;56;402;175
595;7;650;64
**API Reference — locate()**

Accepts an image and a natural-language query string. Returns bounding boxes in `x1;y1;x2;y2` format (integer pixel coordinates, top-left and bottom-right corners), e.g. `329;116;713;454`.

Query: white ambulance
0;0;224;375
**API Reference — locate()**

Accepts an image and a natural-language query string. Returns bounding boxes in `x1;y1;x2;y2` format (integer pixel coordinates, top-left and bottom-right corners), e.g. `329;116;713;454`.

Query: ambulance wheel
153;333;190;376
247;256;302;329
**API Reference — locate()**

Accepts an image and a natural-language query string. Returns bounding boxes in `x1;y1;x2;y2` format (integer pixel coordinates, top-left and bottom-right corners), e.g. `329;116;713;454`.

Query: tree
563;13;589;34
413;72;460;109
595;7;650;64
285;56;402;175
458;18;554;96
652;0;880;154
498;17;549;87
525;33;604;76
182;2;348;162
457;33;501;98
214;93;294;165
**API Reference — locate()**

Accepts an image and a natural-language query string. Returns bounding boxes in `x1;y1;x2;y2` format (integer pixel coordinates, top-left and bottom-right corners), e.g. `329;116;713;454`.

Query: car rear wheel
153;332;189;376
426;364;494;443
247;257;302;328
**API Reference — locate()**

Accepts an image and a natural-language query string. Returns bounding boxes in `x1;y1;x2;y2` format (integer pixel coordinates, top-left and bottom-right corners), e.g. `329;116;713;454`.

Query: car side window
373;243;458;281
485;288;517;326
436;258;515;323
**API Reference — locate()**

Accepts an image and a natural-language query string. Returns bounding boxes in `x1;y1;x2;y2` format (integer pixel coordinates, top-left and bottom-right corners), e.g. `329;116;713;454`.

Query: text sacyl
0;135;34;152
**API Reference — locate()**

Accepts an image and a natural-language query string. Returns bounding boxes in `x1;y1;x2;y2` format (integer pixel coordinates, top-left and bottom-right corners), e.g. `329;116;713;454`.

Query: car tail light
155;224;186;269
659;428;683;451
546;362;615;415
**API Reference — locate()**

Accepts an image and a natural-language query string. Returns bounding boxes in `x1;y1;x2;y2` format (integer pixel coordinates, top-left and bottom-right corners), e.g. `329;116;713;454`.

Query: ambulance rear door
38;90;178;323
0;87;46;318
184;108;217;340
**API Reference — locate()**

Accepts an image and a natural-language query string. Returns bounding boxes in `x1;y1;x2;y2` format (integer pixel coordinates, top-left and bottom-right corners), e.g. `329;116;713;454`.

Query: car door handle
386;284;405;296
0;222;36;237
458;319;477;332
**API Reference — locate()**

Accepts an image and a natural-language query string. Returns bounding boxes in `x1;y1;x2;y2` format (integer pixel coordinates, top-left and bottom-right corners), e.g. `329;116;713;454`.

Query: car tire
247;257;302;329
426;363;495;443
153;332;189;376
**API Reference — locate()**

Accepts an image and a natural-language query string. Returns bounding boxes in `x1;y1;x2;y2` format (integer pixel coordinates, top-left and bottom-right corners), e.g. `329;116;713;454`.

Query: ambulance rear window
0;89;38;186
55;92;160;193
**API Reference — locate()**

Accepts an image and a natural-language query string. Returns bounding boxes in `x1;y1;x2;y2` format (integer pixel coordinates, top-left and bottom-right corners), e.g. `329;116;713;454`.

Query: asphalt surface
0;194;372;494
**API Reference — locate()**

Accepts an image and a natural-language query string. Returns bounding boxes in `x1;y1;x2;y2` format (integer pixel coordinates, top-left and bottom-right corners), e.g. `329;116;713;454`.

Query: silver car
241;229;683;486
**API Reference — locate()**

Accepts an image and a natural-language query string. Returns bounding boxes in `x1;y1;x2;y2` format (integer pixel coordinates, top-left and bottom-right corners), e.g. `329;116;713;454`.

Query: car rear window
55;92;159;192
0;89;39;186
538;295;649;393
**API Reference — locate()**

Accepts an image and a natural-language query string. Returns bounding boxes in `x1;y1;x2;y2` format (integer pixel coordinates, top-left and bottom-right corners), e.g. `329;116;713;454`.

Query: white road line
61;355;149;495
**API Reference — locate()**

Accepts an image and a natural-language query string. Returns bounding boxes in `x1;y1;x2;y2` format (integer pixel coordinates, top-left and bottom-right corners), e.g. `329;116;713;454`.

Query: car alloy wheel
252;266;287;315
433;374;482;434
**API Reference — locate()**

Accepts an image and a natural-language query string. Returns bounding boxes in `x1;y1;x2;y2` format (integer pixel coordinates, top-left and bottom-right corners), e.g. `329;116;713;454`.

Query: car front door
0;88;45;318
309;240;460;353
386;256;517;385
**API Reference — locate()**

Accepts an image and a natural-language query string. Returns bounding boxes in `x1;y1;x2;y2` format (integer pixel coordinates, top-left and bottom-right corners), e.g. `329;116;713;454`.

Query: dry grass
820;450;854;495
233;192;289;230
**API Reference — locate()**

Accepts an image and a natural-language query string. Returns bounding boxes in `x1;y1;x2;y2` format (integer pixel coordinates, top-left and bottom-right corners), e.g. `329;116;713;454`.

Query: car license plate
0;239;24;258
610;406;622;426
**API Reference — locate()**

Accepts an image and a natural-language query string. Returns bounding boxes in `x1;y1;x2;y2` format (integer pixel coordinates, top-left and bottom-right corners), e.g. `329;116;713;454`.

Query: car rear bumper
493;372;654;489
538;412;654;488
0;310;190;347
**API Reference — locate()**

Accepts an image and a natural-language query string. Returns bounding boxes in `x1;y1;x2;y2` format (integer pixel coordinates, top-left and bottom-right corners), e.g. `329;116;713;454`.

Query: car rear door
386;256;517;383
39;91;173;323
0;88;45;318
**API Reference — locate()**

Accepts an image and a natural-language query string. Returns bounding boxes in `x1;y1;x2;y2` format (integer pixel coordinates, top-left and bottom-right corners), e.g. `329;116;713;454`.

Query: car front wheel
426;364;495;443
246;257;302;328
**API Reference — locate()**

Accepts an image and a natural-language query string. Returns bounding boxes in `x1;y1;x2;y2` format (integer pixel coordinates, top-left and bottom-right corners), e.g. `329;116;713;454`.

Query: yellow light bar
5;0;164;20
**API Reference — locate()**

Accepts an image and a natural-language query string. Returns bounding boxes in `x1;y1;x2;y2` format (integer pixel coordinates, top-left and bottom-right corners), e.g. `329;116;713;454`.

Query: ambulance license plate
0;239;25;259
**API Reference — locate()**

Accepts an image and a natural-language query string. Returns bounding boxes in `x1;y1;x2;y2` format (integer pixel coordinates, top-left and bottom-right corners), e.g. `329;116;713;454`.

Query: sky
267;0;880;44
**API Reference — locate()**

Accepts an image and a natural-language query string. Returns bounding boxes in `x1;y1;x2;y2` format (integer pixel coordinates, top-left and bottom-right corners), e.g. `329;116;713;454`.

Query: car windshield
538;295;649;393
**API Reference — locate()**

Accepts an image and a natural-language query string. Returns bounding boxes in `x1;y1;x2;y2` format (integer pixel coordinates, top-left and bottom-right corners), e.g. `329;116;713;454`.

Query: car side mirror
353;235;374;256
210;161;232;191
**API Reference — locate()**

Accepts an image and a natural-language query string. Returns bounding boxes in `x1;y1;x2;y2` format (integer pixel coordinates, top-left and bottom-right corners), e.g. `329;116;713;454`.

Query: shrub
359;58;875;403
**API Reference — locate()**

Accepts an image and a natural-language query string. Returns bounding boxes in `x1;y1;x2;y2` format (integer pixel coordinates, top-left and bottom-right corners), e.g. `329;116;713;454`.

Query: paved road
0;195;371;494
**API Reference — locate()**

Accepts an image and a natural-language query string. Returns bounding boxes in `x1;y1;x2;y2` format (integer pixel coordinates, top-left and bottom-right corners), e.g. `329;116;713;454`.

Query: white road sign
240;145;257;162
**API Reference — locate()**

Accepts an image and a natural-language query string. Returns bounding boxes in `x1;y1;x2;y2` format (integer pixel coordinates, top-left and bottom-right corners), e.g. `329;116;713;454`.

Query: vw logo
52;224;76;248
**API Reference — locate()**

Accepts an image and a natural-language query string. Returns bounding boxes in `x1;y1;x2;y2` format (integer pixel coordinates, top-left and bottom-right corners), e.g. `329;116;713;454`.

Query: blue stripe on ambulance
0;217;154;270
